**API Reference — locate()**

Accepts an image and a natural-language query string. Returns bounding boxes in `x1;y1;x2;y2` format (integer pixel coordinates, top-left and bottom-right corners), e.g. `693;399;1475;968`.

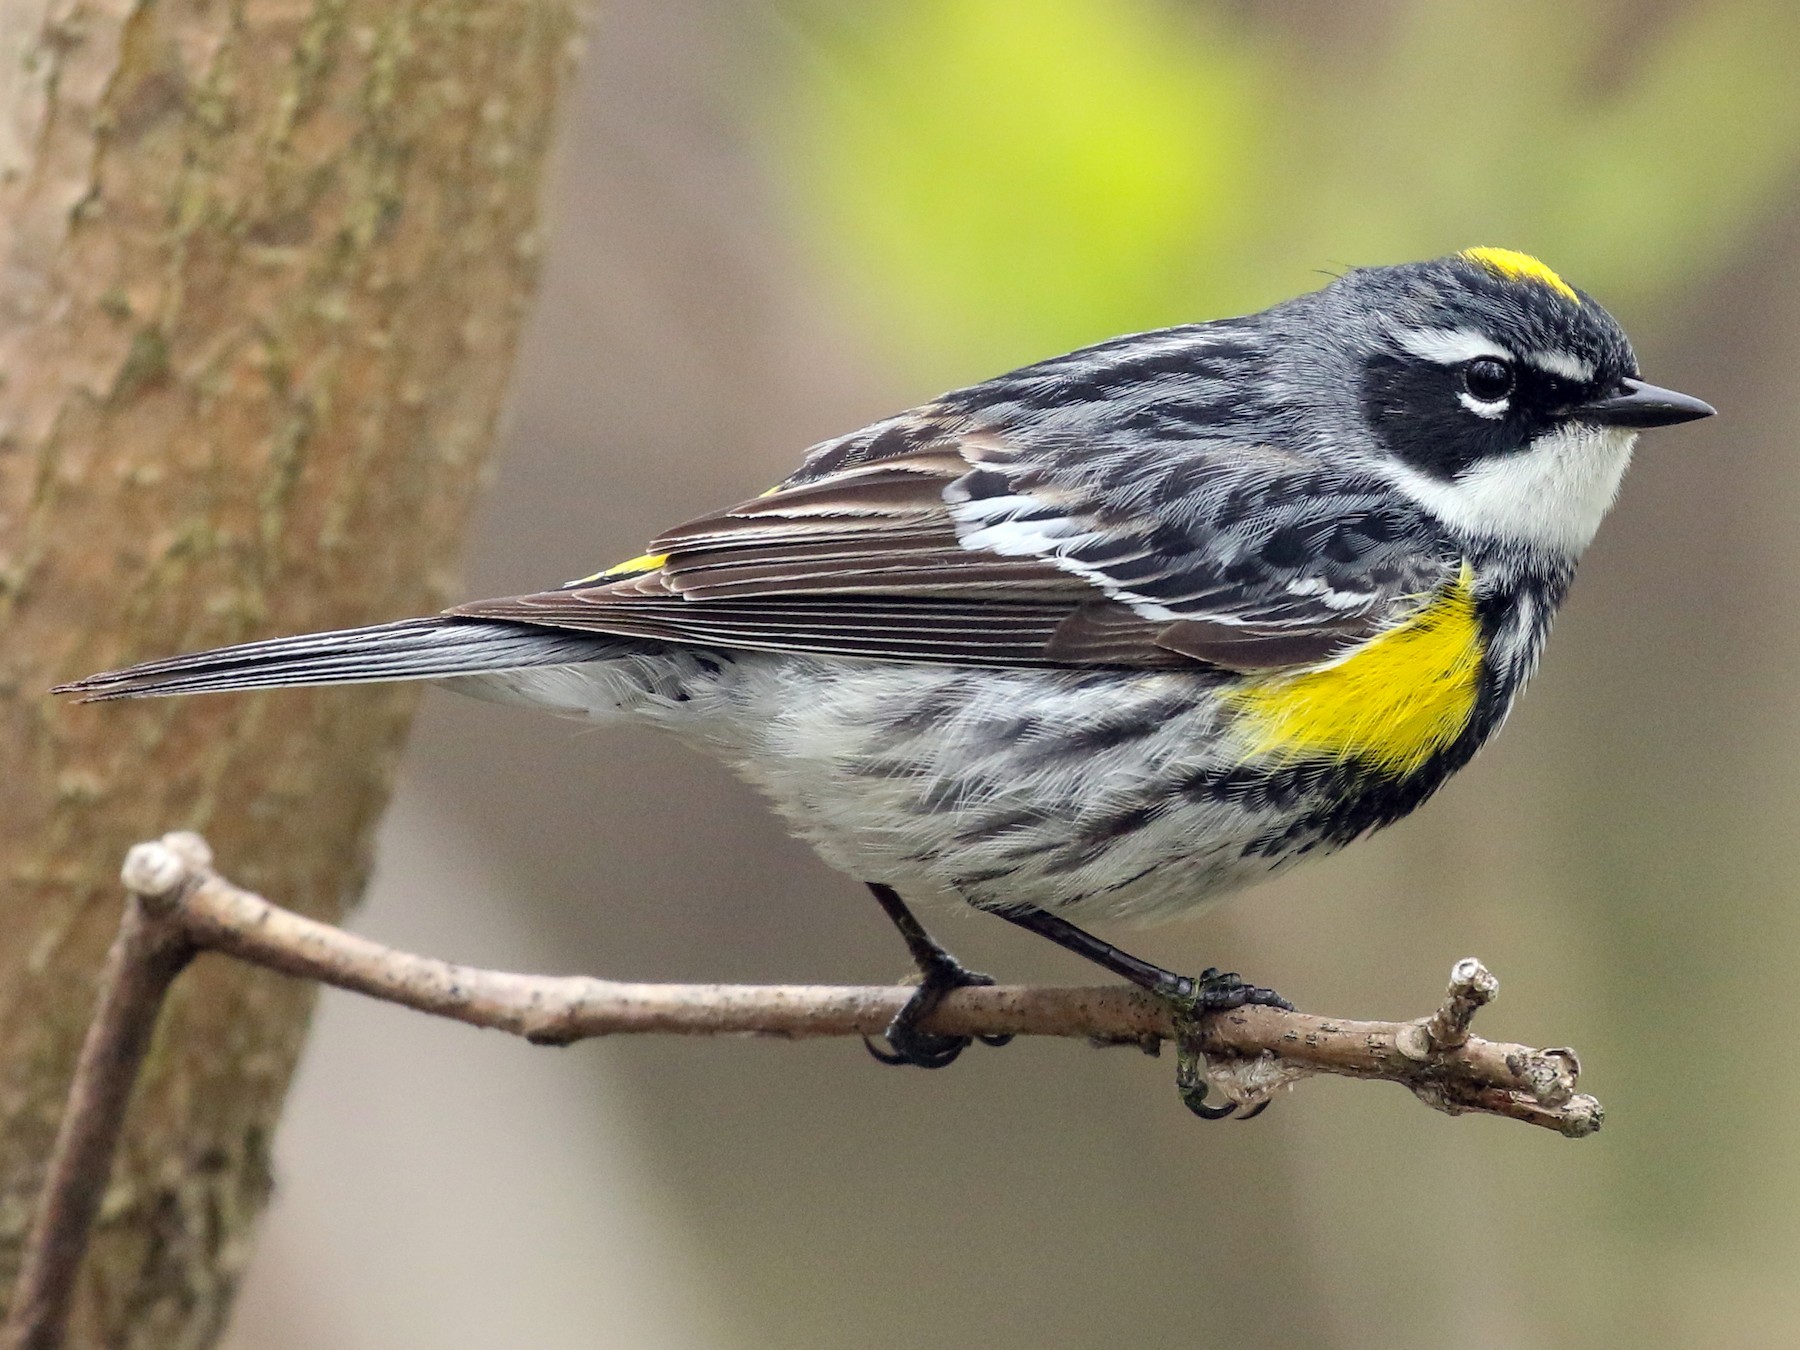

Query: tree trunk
0;3;581;1344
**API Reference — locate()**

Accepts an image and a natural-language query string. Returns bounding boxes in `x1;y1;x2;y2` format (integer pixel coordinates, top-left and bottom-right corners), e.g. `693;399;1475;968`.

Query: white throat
1382;425;1638;553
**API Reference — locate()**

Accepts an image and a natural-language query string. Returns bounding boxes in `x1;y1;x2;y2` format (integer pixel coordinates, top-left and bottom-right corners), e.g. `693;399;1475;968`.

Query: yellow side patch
1225;567;1482;777
1459;247;1578;304
602;551;668;577
570;483;791;588
572;485;784;585
604;550;669;579
569;551;669;585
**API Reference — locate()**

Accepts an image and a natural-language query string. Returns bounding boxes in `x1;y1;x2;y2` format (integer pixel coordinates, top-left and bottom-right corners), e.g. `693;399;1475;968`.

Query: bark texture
0;3;580;1344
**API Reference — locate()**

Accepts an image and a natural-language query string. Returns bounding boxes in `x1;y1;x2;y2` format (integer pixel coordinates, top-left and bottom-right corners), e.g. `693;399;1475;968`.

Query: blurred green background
222;1;1800;1346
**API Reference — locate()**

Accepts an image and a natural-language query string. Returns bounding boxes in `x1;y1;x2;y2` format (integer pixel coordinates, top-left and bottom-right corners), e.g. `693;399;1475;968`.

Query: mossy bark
0;3;580;1344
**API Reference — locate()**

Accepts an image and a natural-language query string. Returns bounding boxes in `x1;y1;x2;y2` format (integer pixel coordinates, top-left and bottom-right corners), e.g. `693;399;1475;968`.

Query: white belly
449;651;1334;925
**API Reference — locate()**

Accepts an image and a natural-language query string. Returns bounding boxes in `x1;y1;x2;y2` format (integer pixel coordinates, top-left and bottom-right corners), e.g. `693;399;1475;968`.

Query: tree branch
3;831;1602;1350
1;885;196;1350
0;6;584;1336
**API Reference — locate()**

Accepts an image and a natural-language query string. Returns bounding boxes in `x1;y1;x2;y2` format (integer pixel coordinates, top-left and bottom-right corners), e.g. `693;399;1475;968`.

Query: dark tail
54;617;621;702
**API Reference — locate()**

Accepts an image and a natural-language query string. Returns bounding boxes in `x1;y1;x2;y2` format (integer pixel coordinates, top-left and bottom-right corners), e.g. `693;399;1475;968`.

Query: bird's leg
989;903;1291;1010
863;883;1012;1069
990;903;1289;1120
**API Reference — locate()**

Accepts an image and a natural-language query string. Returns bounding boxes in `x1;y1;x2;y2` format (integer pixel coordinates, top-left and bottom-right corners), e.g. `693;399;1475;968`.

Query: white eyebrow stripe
1524;348;1596;382
1394;326;1513;366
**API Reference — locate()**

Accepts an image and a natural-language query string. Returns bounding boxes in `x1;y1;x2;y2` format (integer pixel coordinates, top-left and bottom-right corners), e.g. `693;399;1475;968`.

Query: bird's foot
865;955;1012;1070
1167;966;1294;1016
1168;968;1292;1121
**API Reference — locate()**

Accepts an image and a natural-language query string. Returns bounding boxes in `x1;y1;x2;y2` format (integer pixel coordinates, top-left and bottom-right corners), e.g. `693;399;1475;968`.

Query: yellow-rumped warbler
60;248;1713;1085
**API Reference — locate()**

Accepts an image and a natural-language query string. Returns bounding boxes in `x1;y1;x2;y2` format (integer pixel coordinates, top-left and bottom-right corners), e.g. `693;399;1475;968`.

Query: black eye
1463;357;1514;403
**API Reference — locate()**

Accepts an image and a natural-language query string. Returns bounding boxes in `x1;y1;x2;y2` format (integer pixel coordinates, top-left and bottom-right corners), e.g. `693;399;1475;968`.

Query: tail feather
54;617;622;702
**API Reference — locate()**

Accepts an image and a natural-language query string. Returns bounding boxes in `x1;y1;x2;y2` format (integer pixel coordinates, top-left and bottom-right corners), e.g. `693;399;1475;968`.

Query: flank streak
1225;565;1483;777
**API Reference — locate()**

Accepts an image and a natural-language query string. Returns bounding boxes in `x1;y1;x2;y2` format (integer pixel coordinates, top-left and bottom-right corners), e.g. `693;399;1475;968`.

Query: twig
4;834;1602;1350
1;841;201;1350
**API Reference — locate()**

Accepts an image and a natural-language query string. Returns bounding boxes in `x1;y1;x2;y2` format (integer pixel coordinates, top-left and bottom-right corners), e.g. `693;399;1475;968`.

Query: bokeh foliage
771;0;1800;385
750;5;1800;1341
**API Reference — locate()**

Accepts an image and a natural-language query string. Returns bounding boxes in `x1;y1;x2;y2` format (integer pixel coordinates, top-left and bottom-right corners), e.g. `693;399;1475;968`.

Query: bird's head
1308;248;1714;555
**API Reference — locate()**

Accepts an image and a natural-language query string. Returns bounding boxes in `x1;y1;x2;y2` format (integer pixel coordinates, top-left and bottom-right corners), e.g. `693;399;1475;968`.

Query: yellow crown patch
1459;247;1578;304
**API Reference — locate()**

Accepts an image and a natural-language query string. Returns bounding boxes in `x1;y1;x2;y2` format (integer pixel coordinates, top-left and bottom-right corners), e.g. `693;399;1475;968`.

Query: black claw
1181;1088;1240;1121
868;961;1003;1070
862;1036;909;1066
863;1031;964;1070
978;902;1288;1119
1172;969;1288;1122
1182;1095;1270;1122
1180;967;1294;1014
863;881;1013;1068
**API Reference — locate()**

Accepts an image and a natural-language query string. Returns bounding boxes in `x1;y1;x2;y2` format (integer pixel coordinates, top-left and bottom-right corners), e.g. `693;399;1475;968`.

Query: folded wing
453;411;1454;672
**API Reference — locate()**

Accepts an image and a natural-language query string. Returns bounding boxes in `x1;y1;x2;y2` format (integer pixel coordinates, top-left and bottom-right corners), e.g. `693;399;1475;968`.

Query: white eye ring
1458;389;1509;420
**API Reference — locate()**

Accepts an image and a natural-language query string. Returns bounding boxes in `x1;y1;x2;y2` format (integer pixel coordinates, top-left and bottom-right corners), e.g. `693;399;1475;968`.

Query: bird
58;247;1714;1101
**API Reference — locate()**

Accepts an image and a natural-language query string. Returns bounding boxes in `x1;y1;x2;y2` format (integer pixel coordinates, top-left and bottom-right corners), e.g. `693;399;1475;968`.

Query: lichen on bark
0;2;582;1343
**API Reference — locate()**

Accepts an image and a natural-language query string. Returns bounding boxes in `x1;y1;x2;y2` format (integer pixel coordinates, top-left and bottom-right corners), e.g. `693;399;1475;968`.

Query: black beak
1577;377;1715;429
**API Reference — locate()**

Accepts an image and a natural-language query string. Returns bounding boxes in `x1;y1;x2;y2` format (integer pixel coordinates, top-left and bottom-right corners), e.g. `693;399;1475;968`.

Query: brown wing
451;424;1443;671
453;448;1175;666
